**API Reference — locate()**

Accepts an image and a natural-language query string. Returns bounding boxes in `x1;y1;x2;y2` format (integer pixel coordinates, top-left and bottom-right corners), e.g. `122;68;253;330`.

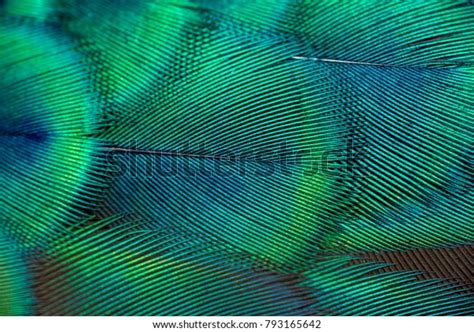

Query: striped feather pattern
358;245;474;290
324;64;473;252
0;230;33;315
0;0;473;316
0;18;103;247
34;216;314;315
302;256;473;315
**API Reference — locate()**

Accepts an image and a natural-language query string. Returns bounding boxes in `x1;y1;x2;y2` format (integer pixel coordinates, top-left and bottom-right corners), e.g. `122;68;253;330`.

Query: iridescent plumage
0;0;473;316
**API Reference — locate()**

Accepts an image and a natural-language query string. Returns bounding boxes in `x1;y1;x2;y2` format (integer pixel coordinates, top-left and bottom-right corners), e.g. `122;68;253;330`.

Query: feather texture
34;216;314;315
0;0;473;316
302;256;473;315
0;18;103;247
0;229;33;315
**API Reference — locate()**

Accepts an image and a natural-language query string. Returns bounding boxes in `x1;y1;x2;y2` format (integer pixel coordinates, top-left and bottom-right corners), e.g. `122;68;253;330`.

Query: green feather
0;230;34;315
301;256;474;315
0;0;472;316
35;216;313;315
0;18;102;247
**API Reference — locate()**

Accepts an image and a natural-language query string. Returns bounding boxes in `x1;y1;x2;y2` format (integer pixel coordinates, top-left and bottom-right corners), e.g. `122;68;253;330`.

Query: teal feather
34;216;314;315
0;229;34;315
302;256;474;315
0;16;104;248
0;0;472;316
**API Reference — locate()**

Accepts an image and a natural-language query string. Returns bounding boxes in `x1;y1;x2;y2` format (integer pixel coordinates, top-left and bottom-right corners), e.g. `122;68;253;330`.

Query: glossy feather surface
0;0;472;316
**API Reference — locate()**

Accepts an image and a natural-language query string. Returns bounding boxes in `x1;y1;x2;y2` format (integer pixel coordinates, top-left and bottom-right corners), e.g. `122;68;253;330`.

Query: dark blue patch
24;131;48;143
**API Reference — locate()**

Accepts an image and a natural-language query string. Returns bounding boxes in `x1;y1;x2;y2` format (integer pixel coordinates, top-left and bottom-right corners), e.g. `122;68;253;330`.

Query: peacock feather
0;16;103;248
0;0;473;316
0;229;33;315
34;216;314;315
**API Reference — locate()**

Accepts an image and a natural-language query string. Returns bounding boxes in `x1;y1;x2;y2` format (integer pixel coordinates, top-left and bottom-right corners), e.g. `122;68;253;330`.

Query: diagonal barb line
291;56;473;68
291;56;391;67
